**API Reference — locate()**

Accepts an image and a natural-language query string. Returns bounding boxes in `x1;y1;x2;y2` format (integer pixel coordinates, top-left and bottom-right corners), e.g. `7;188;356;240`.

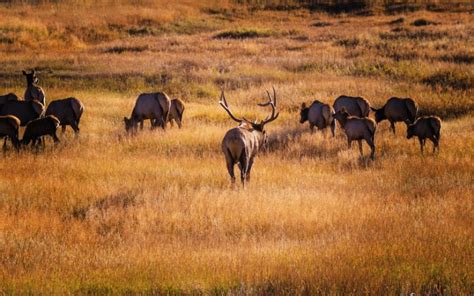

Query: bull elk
220;87;279;186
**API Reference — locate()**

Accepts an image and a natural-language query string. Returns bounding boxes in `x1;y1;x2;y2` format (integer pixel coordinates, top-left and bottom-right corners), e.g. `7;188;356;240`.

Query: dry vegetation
0;1;473;294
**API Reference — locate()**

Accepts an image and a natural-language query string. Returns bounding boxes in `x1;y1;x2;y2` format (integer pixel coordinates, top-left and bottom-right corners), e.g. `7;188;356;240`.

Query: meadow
0;1;473;294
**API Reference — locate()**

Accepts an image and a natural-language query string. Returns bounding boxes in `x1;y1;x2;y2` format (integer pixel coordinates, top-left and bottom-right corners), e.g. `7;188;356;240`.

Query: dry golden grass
0;2;473;294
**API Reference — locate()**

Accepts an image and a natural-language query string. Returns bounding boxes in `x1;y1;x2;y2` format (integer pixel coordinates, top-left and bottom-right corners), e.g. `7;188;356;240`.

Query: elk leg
224;150;236;184
62;125;66;134
310;124;314;133
176;119;182;129
3;138;7;150
238;152;249;186
428;135;438;153
390;121;396;134
358;140;363;157
37;137;44;148
367;138;375;160
52;132;60;144
246;158;254;182
140;119;144;130
418;137;424;155
347;138;352;149
72;122;80;135
12;137;20;152
330;119;336;137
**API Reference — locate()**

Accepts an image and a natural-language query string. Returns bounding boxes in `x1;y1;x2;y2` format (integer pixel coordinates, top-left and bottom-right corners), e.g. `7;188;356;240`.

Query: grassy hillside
0;2;473;294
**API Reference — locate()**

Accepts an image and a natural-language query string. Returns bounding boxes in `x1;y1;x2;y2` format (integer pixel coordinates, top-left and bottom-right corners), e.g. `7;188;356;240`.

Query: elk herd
0;71;84;150
1;71;442;186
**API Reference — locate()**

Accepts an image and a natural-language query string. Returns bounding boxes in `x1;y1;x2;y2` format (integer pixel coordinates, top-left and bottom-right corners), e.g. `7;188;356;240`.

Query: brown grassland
0;1;473;294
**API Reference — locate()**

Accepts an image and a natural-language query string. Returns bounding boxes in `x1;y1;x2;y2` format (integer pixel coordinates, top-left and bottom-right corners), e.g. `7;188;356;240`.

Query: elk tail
429;118;441;140
365;119;376;135
321;105;331;128
70;98;84;124
156;93;171;127
405;99;418;123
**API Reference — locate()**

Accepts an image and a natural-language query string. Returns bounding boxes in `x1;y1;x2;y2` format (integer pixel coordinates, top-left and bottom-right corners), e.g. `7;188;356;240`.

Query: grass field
0;1;473;294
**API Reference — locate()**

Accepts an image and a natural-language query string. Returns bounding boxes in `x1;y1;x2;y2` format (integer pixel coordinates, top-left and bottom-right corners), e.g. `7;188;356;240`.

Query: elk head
219;87;279;147
123;116;137;133
370;106;386;123
22;70;39;85
300;102;309;124
334;107;350;127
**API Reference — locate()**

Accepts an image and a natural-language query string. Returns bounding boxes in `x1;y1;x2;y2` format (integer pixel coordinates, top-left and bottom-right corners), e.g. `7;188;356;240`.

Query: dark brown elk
220;88;279;186
333;95;371;126
334;108;377;160
0;115;20;150
46;97;84;134
124;92;171;134
168;98;185;128
371;97;418;134
22;115;60;147
0;93;19;105
23;70;46;106
300;100;335;136
0;100;44;126
407;116;441;154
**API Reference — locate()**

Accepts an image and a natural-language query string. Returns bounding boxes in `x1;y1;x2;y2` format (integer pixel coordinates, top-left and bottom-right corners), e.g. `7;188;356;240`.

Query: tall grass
0;1;473;294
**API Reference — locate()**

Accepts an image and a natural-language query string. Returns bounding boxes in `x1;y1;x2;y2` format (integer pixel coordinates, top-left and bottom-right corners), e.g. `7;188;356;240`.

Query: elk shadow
266;125;343;159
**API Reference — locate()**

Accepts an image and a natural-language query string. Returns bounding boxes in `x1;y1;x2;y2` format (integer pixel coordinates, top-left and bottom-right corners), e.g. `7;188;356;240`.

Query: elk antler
219;91;245;123
258;86;279;126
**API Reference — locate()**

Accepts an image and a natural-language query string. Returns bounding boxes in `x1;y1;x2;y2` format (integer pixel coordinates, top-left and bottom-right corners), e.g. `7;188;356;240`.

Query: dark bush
335;38;360;48
440;53;474;64
103;45;149;54
311;22;332;27
411;18;439;26
214;29;273;39
389;17;405;25
423;70;473;90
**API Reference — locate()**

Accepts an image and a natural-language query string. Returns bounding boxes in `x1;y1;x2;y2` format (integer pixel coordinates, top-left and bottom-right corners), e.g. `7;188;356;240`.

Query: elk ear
341;107;347;113
301;102;306;109
22;70;27;75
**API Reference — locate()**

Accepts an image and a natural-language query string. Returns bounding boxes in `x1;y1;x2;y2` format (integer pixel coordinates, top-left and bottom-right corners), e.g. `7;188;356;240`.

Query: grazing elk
407;116;441;154
0;100;44;126
0;93;19;105
300;100;336;136
333;95;371;126
23;70;46;106
220;87;279;186
22;115;60;147
46;97;84;134
124;92;171;134
168;98;185;128
334;108;377;160
371;97;418;134
0;115;21;150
